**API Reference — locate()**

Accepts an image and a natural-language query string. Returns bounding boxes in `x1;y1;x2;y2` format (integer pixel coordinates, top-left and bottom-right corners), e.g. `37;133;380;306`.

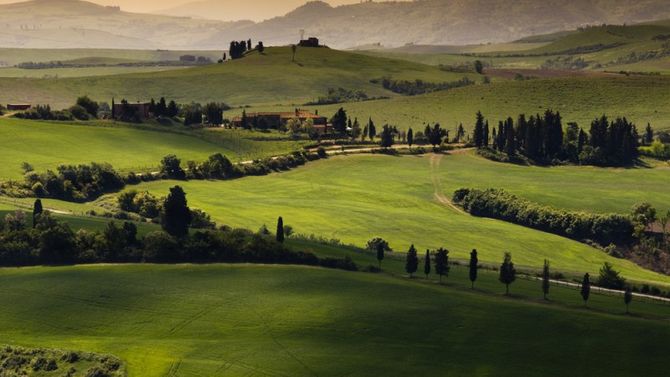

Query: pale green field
104;154;670;285
0;48;222;66
0;118;306;180
0;66;190;78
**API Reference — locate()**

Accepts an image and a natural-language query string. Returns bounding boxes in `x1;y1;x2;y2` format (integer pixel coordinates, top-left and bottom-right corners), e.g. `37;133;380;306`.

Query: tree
291;44;297;62
167;100;179;118
380;125;395;149
160;155;186;179
434;248;449;283
32;199;43;228
469;249;478;289
660;210;670;245
426;123;447;148
624;286;633;314
407;128;414;148
351;118;362;140
331;108;348;135
474;111;485;148
581;273;591;306
76;96;99;118
474;60;484;74
257;41;265;53
631;202;657;231
542;259;550;300
596;262;626;290
368;118;377;140
376;242;385;269
204;102;224;125
161;186;192;238
405;244;418;277
644;123;654;145
423;249;431;278
499;252;516;295
276;216;285;243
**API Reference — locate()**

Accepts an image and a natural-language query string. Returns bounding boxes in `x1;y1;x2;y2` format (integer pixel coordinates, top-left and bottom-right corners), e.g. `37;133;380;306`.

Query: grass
252;75;670;132
1;263;669;377
0;66;191;78
0;47;479;109
0;48;223;66
0;118;306;180
91;153;670;286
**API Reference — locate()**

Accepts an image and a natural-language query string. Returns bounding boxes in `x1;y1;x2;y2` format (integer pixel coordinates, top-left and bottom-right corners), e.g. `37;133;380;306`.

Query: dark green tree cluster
581;115;639;166
229;40;249;59
26;163;125;201
424;123;448;148
453;188;635;246
148;97;179;118
381;77;474;96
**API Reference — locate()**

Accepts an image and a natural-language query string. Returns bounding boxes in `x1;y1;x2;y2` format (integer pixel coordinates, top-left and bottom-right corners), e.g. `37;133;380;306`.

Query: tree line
473;110;641;166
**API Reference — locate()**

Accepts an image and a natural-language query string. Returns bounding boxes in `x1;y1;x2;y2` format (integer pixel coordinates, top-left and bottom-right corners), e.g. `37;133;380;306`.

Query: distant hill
2;0;670;49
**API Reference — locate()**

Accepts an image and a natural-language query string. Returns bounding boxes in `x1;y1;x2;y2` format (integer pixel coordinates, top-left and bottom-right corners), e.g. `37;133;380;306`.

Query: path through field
429;153;466;215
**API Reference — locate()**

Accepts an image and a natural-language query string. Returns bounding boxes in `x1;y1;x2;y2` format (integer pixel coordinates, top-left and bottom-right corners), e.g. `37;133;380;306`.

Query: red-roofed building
231;109;330;135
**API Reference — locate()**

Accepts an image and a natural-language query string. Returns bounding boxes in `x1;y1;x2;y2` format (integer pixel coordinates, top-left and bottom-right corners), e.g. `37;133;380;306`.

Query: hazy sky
0;0;371;14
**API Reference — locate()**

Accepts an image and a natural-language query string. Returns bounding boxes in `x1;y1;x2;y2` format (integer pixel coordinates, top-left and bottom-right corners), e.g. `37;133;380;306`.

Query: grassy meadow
0;118;306;180
0;48;223;66
1;263;669;377
94;154;670;285
0;66;191;78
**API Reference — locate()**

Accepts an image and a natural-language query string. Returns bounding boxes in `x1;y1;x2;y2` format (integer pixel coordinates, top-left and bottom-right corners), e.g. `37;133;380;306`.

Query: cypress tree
376;242;385;269
424;249;431;278
407;128;414;148
483;121;490;147
405;244;418;277
469;249;478;289
542;259;550;300
474;111;485;148
499;252;516;295
624;286;633;314
581;273;591;306
368;117;376;140
32;199;43;228
276;216;285;243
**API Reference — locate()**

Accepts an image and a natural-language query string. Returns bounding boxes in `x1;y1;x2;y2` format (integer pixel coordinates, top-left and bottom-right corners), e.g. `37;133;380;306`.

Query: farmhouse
6;104;31;111
231;109;330;134
298;37;320;47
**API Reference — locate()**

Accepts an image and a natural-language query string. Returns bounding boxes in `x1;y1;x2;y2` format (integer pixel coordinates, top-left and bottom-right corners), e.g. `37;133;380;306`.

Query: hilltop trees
405;244;418;277
499;252;516;295
469;249;478;288
229;40;248;59
161;186;192;238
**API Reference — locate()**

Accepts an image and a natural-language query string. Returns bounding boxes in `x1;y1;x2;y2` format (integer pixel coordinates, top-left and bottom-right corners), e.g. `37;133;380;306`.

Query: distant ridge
1;0;670;49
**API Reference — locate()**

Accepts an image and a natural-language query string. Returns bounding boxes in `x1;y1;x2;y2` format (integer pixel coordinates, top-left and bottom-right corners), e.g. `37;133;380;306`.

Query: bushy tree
499;252;516;295
161;186;192;238
160;155;186;179
76;96;99;118
596;262;626;290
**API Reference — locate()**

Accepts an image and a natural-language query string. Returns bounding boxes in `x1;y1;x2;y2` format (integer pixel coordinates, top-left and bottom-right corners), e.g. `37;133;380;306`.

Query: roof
232;110;326;121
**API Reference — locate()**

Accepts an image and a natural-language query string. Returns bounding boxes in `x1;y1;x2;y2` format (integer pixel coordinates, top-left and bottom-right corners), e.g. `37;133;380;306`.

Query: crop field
103;154;670;285
0;118;306;180
0;66;191;78
0;263;669;377
0;47;478;109
247;74;670;132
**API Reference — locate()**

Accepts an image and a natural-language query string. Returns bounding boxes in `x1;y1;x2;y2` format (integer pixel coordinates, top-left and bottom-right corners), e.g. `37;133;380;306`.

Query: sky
0;0;374;16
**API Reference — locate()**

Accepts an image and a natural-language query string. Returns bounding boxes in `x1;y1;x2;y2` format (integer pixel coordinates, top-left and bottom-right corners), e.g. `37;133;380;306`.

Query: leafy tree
499;252;516;295
469;249;478;288
76;96;99;118
376;242;385;269
426;123;447;148
405;244;418;277
660;210;670;245
631;202;657;231
423;249;431;278
161;186;192;238
380;125;395;149
160;155;186;179
276;216;285;243
596;262;626;290
624;286;633;314
581;273;591;306
434;248;449;283
542;259;550;300
32;199;43;228
407;128;414;148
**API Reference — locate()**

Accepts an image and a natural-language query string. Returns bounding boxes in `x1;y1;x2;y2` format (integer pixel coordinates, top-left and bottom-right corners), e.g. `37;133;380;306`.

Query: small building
7;104;31;111
298;37;320;48
231;109;330;135
112;101;151;120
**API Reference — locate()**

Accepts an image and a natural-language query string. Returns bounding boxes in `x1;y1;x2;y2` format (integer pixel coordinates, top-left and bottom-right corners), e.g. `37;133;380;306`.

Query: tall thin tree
624;286;633;314
499;252;516;295
469;249;478;289
434;248;450;283
581;273;591;307
542;259;550;300
276;216;285;243
424;250;431;279
32;199;43;228
376;242;385;270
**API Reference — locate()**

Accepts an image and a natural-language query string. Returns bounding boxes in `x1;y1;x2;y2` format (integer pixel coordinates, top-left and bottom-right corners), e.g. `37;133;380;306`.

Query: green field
0;66;191;78
251;75;670;132
0;47;479;109
0;118;306;180
0;48;223;66
1;263;669;377
97;154;670;285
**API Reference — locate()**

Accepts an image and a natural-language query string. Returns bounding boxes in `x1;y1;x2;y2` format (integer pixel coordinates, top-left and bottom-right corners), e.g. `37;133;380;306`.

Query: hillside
1;263;669;376
0;46;476;108
3;0;670;49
